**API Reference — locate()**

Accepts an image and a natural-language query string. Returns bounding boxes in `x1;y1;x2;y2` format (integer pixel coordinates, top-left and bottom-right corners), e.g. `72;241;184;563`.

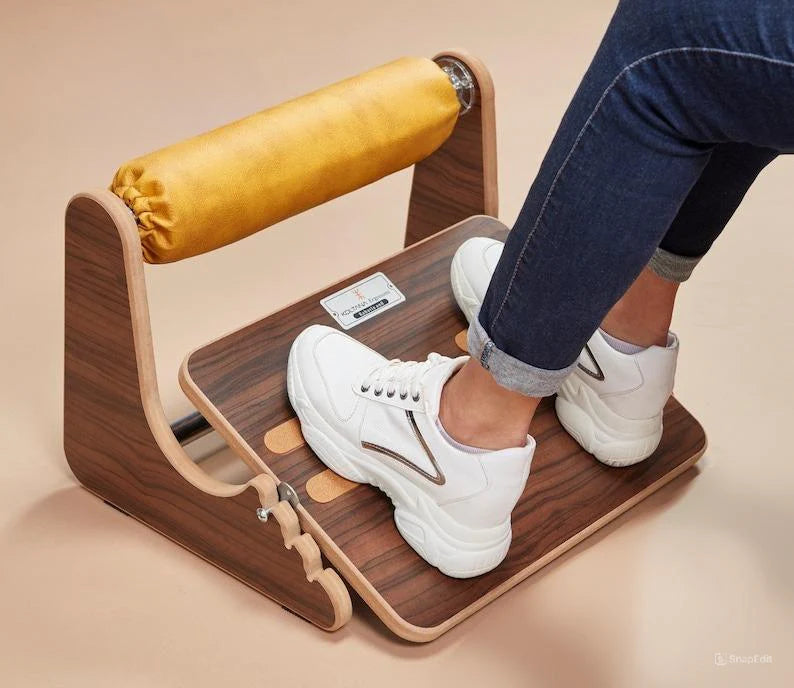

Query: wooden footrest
180;215;707;642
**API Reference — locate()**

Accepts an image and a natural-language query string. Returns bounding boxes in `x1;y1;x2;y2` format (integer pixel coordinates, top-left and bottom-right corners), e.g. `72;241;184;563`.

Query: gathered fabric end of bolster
111;165;179;263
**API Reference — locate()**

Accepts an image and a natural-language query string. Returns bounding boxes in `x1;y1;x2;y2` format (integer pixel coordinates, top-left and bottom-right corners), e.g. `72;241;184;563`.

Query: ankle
602;268;679;348
601;307;669;348
438;359;539;451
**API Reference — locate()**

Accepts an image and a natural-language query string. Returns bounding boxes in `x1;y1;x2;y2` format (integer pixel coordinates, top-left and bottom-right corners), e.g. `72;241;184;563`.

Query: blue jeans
471;0;794;397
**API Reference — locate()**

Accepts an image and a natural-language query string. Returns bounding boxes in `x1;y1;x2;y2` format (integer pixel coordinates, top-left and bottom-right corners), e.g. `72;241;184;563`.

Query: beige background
1;0;792;685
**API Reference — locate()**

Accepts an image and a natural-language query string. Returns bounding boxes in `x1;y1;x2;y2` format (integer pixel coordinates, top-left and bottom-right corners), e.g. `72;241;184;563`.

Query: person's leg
445;143;779;448
603;143;778;347
600;267;679;348
649;143;779;283
439;355;540;450
442;0;794;447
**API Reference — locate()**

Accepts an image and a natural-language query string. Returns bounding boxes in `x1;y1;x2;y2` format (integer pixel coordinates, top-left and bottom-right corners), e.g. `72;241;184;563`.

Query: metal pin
277;482;300;508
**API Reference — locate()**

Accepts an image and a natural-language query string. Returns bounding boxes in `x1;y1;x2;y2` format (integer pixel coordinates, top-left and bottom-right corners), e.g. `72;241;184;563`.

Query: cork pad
264;417;304;454
306;470;358;503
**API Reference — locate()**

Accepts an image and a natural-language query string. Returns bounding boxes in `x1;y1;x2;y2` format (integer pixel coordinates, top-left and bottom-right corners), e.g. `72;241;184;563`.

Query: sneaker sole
287;351;512;578
555;377;663;467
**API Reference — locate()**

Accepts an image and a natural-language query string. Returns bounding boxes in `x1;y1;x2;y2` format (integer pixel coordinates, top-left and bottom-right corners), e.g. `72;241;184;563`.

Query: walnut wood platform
181;215;707;642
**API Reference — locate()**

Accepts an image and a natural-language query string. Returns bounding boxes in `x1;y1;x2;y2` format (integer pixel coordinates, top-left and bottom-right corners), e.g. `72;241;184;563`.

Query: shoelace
360;353;449;402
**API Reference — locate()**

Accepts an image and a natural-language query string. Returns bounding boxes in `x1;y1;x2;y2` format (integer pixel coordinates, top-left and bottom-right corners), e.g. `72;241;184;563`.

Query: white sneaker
450;236;505;324
287;324;535;578
557;330;678;466
451;237;679;467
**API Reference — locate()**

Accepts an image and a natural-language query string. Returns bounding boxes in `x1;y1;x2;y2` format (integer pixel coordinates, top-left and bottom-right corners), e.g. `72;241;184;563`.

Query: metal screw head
256;507;271;522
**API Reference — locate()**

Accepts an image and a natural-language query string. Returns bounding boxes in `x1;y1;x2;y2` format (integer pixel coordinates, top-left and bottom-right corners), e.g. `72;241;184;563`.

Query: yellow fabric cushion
111;56;459;263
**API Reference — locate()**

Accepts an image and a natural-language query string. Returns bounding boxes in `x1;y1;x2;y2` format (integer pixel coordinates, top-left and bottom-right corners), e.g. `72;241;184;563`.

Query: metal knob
435;56;476;115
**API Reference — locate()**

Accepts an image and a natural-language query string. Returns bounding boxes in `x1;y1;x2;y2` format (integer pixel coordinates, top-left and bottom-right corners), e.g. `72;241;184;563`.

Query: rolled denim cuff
468;318;577;397
648;246;704;283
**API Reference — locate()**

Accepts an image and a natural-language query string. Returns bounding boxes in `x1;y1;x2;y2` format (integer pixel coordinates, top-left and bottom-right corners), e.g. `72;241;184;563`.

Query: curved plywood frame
405;49;498;246
63;190;351;631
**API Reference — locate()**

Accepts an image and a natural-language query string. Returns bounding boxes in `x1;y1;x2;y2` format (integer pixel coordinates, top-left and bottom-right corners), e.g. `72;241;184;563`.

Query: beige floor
1;0;792;685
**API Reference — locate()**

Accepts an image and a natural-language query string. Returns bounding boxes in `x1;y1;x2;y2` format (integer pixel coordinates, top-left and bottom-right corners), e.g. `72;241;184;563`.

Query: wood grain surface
405;51;498;247
182;215;707;639
64;192;351;632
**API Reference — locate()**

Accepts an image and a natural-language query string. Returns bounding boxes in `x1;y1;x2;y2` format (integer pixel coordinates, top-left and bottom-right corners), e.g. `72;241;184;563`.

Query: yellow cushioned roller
112;56;460;263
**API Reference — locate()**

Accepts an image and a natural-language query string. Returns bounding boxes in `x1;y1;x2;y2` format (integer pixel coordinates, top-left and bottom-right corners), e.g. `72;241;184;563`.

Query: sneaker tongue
421;355;468;415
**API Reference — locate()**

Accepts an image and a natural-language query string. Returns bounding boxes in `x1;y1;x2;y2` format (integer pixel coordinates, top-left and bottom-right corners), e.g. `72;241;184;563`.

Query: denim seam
489;46;794;335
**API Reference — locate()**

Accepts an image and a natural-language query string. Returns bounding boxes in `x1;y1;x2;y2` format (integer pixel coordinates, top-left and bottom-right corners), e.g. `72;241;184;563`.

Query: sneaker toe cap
289;324;386;421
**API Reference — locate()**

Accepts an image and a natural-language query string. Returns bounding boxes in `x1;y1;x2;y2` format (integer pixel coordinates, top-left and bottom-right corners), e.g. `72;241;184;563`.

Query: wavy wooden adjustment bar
181;215;707;642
